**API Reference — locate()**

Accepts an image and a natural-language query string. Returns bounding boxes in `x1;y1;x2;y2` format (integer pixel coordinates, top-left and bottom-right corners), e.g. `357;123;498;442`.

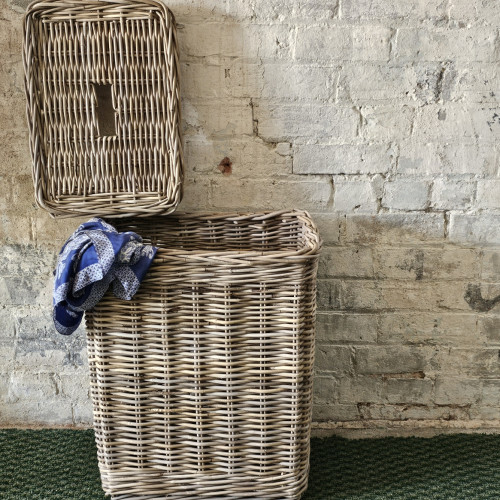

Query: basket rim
25;0;170;17
121;209;322;261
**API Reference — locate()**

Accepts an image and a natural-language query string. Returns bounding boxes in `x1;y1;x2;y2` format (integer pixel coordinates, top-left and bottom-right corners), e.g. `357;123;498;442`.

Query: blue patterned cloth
53;218;157;335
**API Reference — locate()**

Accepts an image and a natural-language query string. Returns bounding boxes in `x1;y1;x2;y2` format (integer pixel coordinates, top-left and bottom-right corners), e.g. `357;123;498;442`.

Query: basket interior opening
113;213;311;253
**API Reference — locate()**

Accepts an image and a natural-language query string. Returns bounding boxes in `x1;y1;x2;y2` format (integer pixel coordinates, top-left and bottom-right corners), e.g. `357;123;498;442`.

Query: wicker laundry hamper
85;211;320;499
23;1;321;498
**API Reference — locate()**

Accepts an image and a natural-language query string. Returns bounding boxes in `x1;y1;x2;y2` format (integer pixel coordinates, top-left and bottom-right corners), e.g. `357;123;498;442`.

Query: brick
295;26;391;62
436;348;500;377
313;376;338;404
72;402;94;425
184;137;289;178
446;0;480;22
180;61;263;100
59;373;90;402
382;180;430;210
395;27;498;63
361;105;415;141
355;346;430;375
431;179;475;210
447;63;500;104
0;244;55;278
1;175;36;217
0;131;33;178
0;95;26;133
379;281;473;312
477;316;500;343
0;372;10;401
476;180;500;209
461;283;500;314
469;406;500;420
0;342;15;372
180;23;292;60
434;378;482;405
436;143;497;176
0;275;51;306
8;371;59;402
342;0;444;20
449;214;500;246
14;345;73;373
374;247;480;280
209;177;333;212
411;62;458;105
316;312;378;343
334;178;379;214
315;345;354;374
316;279;341;311
357;404;470;421
262;64;339;102
339;376;433;404
339;281;383;311
33;215;86;250
398;141;497;177
378;312;479;346
344;213;445;245
251;24;295;60
293;143;393;175
0;400;73;426
253;103;358;142
414;104;500;143
226;60;264;98
339;280;473;312
0;308;15;338
471;108;500;143
381;378;434;405
480;380;500;405
475;2;500;26
15;308;53;339
338;63;416;104
178;23;259;59
0;214;34;246
319;246;374;278
373;248;427;280
309;213;342;245
312;403;359;422
290;1;340;22
183;101;253;138
482;251;500;281
148;0;255;23
172;178;213;212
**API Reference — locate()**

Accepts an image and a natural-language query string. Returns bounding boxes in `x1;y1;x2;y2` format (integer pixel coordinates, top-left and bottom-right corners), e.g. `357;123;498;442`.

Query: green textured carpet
2;430;500;499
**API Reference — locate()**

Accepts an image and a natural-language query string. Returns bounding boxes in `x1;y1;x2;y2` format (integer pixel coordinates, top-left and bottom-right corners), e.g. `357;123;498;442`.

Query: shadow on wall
174;4;275;213
172;2;335;214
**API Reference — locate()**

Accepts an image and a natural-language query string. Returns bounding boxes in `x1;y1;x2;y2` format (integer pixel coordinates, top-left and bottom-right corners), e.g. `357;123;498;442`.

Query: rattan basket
85;210;320;499
23;0;183;218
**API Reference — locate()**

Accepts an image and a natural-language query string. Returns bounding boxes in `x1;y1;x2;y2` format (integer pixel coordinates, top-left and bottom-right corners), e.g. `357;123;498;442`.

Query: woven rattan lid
23;0;183;218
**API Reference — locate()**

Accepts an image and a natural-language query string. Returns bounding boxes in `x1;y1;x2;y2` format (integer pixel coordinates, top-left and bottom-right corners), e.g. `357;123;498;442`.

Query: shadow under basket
85;210;321;499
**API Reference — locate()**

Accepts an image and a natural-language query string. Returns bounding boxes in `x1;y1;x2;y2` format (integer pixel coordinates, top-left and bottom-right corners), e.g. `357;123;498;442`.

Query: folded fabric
53;218;157;335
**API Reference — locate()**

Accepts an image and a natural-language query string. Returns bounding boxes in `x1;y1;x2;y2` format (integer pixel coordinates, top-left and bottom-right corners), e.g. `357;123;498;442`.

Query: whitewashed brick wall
1;0;500;436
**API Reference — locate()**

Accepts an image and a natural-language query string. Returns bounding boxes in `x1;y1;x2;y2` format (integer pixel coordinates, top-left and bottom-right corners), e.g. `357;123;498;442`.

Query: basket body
23;0;183;218
85;211;320;499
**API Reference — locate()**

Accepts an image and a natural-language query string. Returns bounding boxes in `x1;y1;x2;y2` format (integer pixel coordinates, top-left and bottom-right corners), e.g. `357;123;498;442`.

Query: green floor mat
1;429;500;499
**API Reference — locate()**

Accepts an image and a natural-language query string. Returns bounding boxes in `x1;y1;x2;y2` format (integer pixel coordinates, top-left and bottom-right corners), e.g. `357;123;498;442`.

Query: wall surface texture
2;0;500;436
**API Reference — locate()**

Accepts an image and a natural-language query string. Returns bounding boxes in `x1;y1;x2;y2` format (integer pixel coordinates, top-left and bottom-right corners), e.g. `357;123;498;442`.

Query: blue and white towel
53;218;157;335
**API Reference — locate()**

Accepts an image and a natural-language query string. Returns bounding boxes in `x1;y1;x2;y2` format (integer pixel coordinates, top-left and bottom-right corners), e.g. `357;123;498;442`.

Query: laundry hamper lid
23;0;183;218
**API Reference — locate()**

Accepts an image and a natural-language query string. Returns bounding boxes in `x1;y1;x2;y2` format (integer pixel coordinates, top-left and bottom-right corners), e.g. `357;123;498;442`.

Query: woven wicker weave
23;0;183;218
85;210;320;499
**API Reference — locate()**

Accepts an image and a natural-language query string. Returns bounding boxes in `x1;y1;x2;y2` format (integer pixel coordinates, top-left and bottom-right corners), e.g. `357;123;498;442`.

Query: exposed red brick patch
217;157;232;176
